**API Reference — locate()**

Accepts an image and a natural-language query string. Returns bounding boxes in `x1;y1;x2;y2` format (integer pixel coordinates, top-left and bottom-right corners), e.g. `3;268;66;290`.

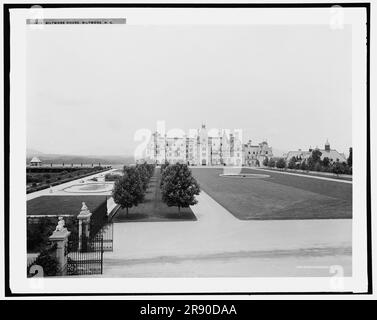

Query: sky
27;24;352;156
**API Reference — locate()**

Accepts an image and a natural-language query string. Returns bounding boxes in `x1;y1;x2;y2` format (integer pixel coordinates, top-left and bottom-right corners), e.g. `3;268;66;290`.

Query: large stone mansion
143;124;273;166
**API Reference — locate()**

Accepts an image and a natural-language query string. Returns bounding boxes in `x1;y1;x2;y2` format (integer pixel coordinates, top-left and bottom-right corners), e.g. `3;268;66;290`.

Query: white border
8;6;368;294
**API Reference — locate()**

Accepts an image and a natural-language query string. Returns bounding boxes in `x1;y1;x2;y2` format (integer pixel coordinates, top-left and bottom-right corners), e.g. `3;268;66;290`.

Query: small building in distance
285;149;312;162
285;140;347;163
30;156;42;167
319;139;347;163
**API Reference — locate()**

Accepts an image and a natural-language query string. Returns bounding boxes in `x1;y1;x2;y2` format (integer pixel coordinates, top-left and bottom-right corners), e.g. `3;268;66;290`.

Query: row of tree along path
112;163;200;218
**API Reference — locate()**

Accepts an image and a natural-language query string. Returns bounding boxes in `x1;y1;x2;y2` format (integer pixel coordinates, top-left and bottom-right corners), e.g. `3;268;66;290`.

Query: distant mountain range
26;147;288;165
27;148;45;156
26;148;134;165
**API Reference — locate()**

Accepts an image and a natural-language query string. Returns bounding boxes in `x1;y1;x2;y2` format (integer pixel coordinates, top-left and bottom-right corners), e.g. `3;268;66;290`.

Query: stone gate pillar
49;217;71;276
77;202;92;252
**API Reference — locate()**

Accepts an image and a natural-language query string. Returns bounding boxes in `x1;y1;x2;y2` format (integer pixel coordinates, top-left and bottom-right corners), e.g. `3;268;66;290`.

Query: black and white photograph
2;1;375;300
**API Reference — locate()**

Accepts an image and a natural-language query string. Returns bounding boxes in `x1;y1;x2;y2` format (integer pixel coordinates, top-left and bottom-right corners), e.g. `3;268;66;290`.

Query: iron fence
96;222;113;252
66;234;104;276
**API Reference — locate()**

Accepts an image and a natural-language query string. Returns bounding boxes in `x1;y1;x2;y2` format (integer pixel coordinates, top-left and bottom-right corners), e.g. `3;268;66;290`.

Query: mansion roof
286;149;347;162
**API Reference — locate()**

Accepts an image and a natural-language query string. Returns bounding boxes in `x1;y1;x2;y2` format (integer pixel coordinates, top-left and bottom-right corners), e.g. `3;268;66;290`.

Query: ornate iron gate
65;219;113;276
66;234;104;276
97;222;113;252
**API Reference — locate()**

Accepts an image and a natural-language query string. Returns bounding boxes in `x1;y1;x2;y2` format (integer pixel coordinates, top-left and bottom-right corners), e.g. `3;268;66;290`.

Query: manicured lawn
112;168;197;222
191;168;352;220
26;167;110;194
27;195;108;216
255;167;352;181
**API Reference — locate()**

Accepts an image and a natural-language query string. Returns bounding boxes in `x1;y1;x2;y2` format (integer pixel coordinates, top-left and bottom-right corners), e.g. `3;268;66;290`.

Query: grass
27;195;108;216
257;167;352;181
191;167;352;220
26;167;110;194
112;168;197;223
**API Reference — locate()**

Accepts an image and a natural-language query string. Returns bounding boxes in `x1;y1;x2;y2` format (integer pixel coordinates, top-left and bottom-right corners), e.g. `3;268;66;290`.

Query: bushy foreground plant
27;247;60;277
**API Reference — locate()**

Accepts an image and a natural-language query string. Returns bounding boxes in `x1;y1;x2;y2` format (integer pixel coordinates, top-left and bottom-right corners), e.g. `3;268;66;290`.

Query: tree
288;156;297;169
332;161;346;176
311;149;322;163
112;166;145;215
135;162;155;191
160;163;176;188
307;149;322;171
135;163;149;191
306;157;314;171
262;157;269;167
300;160;308;171
267;158;276;168
160;161;170;172
276;158;286;169
161;163;200;213
347;147;352;167
322;157;330;167
314;162;322;172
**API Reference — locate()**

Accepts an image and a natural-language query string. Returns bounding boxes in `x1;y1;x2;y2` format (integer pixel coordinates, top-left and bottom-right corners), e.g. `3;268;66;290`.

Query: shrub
27;174;36;183
300;161;308;171
27;175;43;183
332;162;342;175
267;158;276;168
276;158;286;169
105;173;121;182
332;161;347;175
29;248;59;276
287;157;297;169
314;162;322;172
27;216;78;252
27;218;54;252
347;147;352;167
322;157;330;168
